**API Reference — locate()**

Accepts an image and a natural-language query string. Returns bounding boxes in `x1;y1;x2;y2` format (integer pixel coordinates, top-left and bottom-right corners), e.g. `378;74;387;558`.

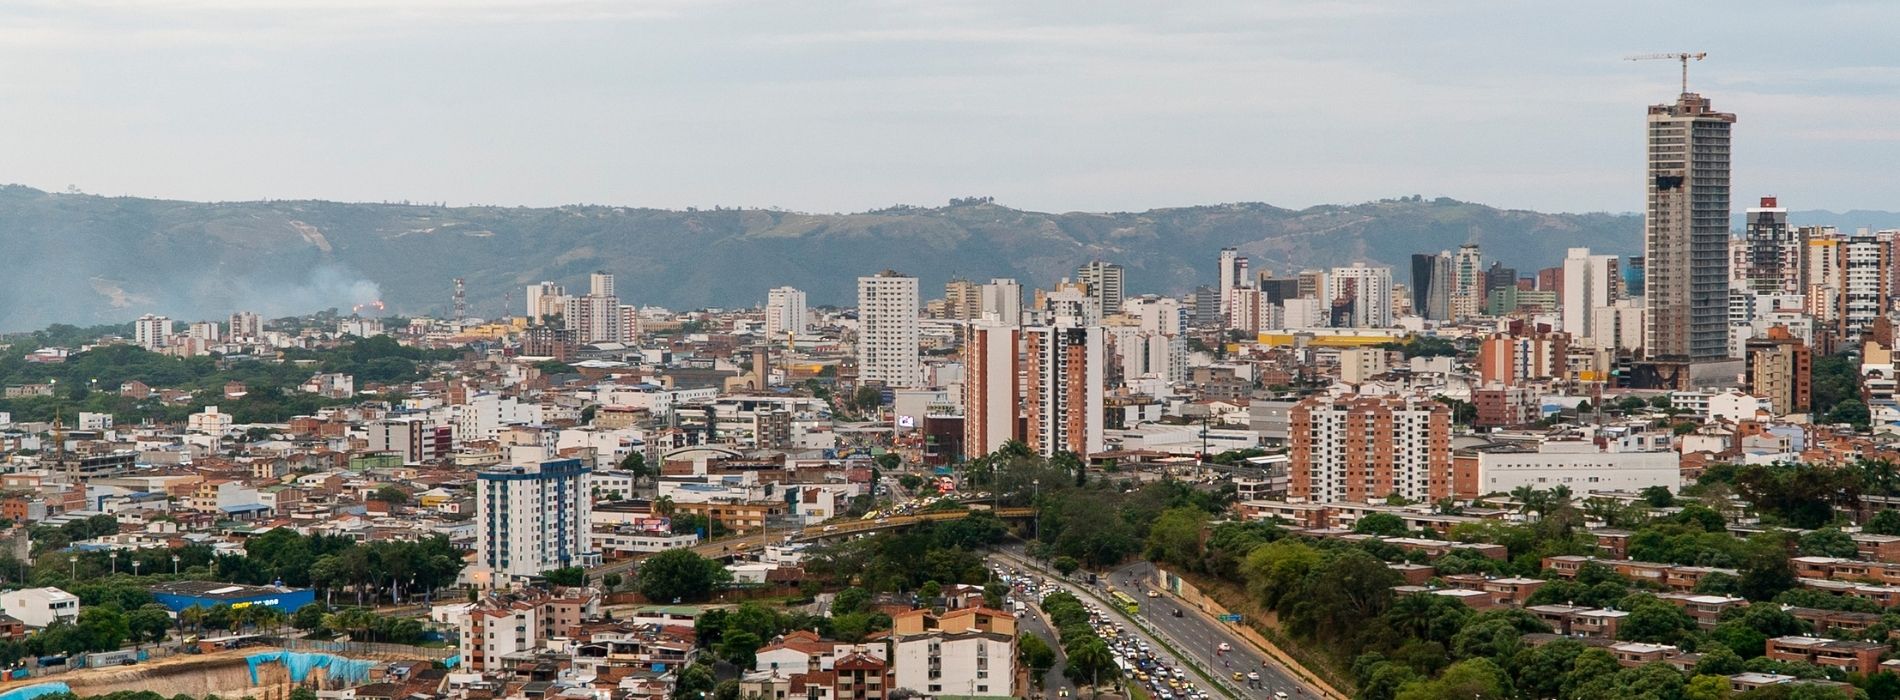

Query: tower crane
1626;52;1707;95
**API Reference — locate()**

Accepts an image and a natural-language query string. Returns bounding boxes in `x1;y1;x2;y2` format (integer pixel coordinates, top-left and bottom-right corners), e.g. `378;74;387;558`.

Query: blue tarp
245;652;375;686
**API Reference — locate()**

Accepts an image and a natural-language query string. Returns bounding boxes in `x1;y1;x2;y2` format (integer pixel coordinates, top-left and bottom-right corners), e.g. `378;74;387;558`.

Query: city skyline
0;2;1896;215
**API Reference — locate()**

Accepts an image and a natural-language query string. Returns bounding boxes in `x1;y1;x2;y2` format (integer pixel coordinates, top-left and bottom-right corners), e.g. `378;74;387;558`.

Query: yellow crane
1626;52;1707;94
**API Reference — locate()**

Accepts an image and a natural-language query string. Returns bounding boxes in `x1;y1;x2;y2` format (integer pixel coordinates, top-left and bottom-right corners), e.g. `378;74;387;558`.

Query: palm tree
1064;637;1118;699
1386;593;1440;640
180;605;207;637
654;496;677;519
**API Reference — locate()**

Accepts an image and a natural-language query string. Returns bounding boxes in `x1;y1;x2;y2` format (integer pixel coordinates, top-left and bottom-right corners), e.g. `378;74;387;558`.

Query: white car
1217;642;1231;652
1248;672;1261;682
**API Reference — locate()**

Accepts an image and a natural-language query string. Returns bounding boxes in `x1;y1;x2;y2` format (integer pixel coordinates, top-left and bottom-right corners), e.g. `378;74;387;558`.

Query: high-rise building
1451;244;1485;320
1475;330;1571;387
857;271;922;387
943;279;982;320
1624;257;1647;298
1840;233;1893;339
1561;248;1620;341
564;293;621;345
961;322;1020;458
978;278;1022;325
1075;261;1125;316
1410;252;1452;321
1745;326;1812;417
1742;197;1803;295
1217;248;1244;317
476;459;596;582
525;281;567;322
133;314;173;350
1296;269;1325;301
1124;296;1183;335
1643;92;1735;361
1191;286;1221;328
1289;395;1451;503
228;311;263;341
1324;264;1393;328
765;286;809;336
589;271;615;298
1023;324;1105;457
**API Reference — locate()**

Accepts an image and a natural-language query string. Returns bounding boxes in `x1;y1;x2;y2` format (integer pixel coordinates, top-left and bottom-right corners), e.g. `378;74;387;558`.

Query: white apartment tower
1451;244;1485;320
228;311;263;341
979;278;1023;325
476;459;597;582
525;282;568;321
1074;260;1126;316
1216;248;1248;319
856;271;922;387
133;314;173;350
1324;264;1393;328
1561;248;1620;341
564;272;621;344
765;286;810;337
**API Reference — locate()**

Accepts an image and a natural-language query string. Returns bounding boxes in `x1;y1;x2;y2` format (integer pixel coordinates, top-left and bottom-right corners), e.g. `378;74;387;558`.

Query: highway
992;547;1322;700
1114;560;1327;699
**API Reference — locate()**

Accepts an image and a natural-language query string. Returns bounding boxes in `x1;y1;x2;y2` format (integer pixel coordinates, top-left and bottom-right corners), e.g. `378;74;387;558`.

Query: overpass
587;506;1035;577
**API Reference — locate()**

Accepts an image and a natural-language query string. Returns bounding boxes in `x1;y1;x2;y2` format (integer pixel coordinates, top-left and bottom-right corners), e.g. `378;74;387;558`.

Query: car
1275;693;1289;700
822;525;837;532
1232;672;1244;681
1146;590;1160;598
1248;672;1261;682
1057;690;1069;698
1217;642;1231;652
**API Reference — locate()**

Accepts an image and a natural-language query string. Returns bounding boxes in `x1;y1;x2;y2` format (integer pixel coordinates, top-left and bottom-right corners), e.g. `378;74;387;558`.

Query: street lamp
172;554;181;576
1031;479;1040;540
109;551;118;575
131;559;141;577
68;555;76;579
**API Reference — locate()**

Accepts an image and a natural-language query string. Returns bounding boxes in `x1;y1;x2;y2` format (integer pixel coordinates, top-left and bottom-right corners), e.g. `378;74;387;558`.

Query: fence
257;637;455;661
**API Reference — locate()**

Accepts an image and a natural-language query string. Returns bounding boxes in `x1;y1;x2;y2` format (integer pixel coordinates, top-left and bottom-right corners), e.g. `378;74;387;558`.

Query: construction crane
1626;52;1707;95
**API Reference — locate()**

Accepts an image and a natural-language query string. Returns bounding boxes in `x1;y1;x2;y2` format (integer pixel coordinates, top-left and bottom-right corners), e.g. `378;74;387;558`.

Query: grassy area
1129;684;1153;700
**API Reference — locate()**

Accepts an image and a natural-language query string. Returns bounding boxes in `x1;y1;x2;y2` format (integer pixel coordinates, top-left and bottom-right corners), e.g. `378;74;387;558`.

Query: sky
2;0;1898;215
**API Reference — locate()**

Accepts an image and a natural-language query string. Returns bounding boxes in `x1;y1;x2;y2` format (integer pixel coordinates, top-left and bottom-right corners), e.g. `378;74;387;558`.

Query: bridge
586;506;1035;577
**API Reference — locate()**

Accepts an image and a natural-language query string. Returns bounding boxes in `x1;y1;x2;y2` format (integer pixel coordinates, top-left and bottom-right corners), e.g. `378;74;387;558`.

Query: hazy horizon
3;1;1898;215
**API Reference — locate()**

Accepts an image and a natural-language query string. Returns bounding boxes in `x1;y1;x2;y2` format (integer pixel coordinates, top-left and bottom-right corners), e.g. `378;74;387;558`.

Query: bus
1111;590;1140;615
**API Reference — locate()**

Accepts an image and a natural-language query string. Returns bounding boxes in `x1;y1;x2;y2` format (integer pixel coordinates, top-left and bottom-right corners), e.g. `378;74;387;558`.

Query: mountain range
1;184;1893;332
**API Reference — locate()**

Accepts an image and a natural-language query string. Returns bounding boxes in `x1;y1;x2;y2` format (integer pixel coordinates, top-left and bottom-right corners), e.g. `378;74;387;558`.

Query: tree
127;605;173;646
1051;556;1080;576
1394;657;1511;700
1869;510;1900;536
1145;507;1208;566
1827;398;1870;427
1018;633;1056;679
1354;513;1408;536
1737;531;1799;602
831;587;871;617
1063;636;1119;688
369;485;408;504
1683;674;1732;700
1617;596;1696;644
851;386;882;414
982;582;1008;610
673;663;716;700
1640;485;1676;508
540;567;587;587
602;573;623;592
637;550;730;604
717;631;762;669
1799;528;1859;558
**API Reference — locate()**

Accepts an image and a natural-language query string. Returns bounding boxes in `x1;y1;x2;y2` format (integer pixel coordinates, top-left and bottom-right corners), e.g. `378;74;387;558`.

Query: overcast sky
3;1;1896;215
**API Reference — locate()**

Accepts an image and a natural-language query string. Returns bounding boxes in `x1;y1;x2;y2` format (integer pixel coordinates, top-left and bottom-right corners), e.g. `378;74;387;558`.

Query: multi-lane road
994;547;1325;700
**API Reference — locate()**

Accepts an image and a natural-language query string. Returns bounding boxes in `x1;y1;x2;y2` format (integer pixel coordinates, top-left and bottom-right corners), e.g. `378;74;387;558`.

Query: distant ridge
0;186;1657;330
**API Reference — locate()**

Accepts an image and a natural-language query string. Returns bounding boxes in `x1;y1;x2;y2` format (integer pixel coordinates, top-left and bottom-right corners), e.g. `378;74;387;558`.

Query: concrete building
1459;441;1679;499
133;314;173;350
1561;248;1619;341
978;278;1022;325
1746;326;1813;417
1217;248;1246;319
1451;244;1485;320
765;286;810;336
1074;260;1126;316
1024;324;1105;458
476;459;598;584
1290;395;1451;503
367;417;454;464
1325;264;1393;328
525;281;567;321
0;587;77;628
1644;92;1735;361
1475;330;1571;387
1741;197;1803;295
1410;252;1453;321
891;607;1018;700
857;271;921;387
565;272;623;344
